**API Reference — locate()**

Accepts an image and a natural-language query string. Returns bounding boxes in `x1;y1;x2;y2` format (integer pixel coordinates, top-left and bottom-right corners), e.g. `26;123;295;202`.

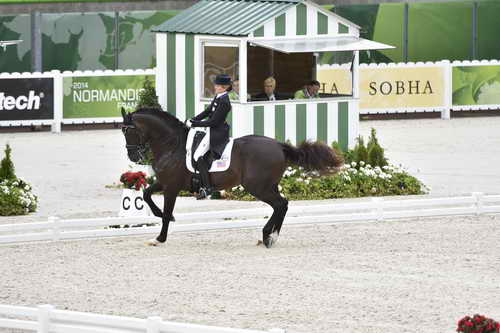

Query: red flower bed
120;171;148;191
457;315;500;333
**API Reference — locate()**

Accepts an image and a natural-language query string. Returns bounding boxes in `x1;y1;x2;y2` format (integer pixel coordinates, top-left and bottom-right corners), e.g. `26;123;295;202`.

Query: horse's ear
121;107;126;119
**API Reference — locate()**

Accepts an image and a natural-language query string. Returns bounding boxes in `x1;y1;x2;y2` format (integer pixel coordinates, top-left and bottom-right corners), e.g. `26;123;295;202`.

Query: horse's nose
128;152;140;162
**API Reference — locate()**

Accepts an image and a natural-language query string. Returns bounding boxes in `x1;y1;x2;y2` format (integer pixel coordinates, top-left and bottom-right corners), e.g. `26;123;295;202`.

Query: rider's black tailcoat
190;93;231;158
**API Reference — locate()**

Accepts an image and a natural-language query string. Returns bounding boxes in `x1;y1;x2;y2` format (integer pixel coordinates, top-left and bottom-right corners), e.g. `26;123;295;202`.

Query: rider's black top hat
214;74;232;85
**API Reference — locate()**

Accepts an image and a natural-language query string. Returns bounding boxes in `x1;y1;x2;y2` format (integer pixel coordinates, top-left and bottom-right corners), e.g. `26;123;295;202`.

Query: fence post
441;60;451;120
146;316;162;333
372;197;384;222
472;192;484;216
48;216;61;241
51;70;62;133
37;304;54;333
31;11;42;72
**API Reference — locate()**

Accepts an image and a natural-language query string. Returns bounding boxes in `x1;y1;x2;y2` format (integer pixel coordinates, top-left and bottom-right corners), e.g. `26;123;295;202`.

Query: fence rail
0;304;285;333
0;193;499;245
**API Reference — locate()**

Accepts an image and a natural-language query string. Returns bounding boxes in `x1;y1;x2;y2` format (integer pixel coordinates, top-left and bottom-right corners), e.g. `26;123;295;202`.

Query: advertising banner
0;77;54;121
63;74;154;119
317;67;352;95
360;66;445;109
452;65;500;106
318;66;445;109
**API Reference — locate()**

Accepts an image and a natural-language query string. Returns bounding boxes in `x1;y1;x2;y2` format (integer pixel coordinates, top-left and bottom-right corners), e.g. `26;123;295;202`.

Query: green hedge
223;162;426;201
222;129;427;201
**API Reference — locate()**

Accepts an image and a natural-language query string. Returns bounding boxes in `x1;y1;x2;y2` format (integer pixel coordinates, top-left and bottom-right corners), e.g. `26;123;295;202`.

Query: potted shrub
0;144;38;216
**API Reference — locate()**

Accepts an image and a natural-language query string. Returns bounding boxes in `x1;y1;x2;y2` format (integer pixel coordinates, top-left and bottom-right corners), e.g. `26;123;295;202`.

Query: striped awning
249;36;395;53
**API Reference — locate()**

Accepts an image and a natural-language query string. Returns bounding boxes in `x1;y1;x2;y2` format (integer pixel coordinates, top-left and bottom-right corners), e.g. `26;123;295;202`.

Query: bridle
122;123;150;164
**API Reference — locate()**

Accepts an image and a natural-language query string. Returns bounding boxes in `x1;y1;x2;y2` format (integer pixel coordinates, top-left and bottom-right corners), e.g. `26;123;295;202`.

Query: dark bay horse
121;108;343;248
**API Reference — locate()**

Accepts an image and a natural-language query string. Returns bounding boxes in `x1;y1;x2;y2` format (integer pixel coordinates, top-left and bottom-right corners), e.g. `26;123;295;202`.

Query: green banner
42;12;116;71
452;65;500;106
63;75;154;118
0;15;31;73
408;2;473;62
118;11;179;70
477;1;500;60
332;3;404;64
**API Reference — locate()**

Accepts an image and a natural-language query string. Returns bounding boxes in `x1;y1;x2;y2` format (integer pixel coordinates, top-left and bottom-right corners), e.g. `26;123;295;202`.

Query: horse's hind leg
244;184;288;248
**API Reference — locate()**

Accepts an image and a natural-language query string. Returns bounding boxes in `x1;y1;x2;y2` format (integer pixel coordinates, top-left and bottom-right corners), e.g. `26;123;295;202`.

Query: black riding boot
196;155;213;200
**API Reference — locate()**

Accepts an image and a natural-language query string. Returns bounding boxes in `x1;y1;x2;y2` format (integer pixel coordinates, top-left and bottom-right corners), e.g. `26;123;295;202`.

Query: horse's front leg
143;182;162;217
147;191;178;246
143;182;175;221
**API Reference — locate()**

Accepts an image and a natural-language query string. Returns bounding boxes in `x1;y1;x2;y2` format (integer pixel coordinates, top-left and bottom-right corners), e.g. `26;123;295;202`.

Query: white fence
0;304;285;333
1;193;499;245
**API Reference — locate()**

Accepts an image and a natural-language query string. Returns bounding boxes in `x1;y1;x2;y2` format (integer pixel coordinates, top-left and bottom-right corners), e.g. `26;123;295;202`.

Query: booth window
247;45;314;101
202;43;239;98
246;45;353;101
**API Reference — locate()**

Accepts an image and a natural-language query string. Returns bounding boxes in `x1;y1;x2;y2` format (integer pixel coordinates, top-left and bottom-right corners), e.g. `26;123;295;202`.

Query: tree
352;136;368;165
136;78;160;109
367;128;388;167
0;144;16;181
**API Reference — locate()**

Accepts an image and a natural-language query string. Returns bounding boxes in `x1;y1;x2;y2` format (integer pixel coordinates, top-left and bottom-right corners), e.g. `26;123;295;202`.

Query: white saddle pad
186;128;234;173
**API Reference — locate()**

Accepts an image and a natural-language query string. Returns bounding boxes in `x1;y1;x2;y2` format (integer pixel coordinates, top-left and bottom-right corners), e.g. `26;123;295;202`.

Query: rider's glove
185;119;193;127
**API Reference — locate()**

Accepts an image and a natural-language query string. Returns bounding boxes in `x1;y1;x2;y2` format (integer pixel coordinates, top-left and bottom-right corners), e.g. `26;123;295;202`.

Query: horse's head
121;108;149;163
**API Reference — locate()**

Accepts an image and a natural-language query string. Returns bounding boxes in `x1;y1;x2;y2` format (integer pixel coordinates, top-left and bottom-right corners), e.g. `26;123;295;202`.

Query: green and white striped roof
153;0;300;36
152;0;359;37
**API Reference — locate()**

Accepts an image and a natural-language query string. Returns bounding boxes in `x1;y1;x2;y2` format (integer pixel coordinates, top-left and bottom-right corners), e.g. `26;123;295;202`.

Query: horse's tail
280;141;344;175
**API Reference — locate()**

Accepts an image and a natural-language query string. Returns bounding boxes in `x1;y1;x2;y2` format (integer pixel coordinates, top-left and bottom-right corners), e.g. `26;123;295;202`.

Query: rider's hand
185;119;193;127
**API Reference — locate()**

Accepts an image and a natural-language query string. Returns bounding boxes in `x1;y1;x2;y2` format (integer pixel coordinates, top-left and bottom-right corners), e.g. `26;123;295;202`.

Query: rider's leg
196;154;213;200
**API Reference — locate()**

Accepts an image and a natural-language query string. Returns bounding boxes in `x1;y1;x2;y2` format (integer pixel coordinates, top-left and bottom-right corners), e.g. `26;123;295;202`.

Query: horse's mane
134;107;187;131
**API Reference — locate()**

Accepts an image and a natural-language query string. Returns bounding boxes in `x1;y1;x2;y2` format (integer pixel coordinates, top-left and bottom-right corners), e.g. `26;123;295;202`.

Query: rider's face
214;84;226;94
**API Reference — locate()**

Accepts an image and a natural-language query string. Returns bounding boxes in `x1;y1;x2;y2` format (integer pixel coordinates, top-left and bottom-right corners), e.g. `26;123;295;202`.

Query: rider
188;74;232;200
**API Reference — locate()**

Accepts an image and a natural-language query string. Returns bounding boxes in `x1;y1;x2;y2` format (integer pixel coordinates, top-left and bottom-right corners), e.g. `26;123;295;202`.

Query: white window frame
198;36;240;102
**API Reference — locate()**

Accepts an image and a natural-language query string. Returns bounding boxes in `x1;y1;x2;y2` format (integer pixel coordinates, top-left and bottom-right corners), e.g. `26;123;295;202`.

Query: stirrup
196;187;212;200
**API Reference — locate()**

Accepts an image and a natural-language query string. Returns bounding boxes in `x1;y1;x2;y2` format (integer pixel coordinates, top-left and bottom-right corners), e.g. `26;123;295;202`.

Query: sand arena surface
0;215;499;333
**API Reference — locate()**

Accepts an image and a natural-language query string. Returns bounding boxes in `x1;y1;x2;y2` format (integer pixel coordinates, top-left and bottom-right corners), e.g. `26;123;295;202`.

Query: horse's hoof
263;237;274;248
146;238;162;246
263;232;279;249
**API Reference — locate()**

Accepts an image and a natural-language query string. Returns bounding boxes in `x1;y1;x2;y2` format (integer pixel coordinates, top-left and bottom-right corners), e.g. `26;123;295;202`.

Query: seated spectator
228;78;250;102
252;77;286;101
294;80;321;99
228;78;240;101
